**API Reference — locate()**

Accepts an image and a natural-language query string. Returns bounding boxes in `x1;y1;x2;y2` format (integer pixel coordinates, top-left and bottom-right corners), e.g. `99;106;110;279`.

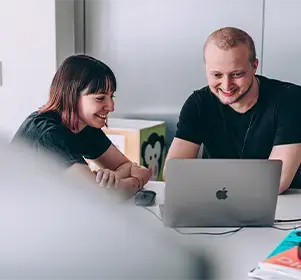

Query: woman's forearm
115;162;151;190
119;177;144;191
115;161;132;179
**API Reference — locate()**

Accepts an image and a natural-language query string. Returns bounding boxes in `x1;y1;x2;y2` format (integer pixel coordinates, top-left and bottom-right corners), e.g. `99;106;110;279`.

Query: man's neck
229;76;259;113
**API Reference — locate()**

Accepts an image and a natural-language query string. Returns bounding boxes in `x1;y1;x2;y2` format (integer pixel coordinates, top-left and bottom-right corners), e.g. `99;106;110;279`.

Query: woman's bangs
89;75;116;95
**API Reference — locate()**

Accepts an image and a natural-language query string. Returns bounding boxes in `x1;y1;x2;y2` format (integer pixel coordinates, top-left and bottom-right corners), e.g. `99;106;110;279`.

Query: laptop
162;158;282;227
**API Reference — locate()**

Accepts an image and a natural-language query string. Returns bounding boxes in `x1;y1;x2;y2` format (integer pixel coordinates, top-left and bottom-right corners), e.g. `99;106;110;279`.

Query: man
165;27;301;194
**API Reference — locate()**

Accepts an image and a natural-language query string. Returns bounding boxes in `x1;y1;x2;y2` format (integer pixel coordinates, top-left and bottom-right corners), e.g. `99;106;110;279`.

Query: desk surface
142;181;301;279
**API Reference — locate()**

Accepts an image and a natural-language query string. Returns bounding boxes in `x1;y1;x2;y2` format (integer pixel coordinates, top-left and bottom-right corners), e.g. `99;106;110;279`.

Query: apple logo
216;187;228;200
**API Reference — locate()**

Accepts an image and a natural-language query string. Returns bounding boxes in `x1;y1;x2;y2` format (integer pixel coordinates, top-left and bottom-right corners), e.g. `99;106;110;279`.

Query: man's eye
213;74;222;78
232;73;244;78
96;97;105;101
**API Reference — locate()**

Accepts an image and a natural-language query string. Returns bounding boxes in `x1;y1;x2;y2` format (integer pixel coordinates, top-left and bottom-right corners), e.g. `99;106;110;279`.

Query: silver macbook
163;159;282;227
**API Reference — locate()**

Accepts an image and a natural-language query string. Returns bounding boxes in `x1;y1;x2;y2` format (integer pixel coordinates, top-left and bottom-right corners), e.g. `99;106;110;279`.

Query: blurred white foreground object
0;137;207;279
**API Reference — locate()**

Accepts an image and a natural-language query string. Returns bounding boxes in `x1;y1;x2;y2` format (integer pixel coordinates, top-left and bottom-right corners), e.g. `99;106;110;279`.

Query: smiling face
204;42;258;105
77;90;115;131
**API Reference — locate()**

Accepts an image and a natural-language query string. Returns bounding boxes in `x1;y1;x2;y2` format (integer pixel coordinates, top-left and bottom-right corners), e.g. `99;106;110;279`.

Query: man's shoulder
192;85;211;97
259;75;301;95
258;75;301;117
186;85;217;106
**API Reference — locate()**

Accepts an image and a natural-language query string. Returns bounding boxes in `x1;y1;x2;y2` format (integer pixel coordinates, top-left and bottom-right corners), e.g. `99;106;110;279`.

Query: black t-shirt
11;111;112;168
175;75;301;187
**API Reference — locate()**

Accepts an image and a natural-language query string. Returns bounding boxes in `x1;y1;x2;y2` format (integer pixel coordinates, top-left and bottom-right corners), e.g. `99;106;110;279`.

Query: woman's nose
105;98;114;112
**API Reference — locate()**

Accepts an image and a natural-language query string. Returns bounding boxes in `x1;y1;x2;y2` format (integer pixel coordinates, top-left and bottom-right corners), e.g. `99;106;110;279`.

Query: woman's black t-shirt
11;111;111;168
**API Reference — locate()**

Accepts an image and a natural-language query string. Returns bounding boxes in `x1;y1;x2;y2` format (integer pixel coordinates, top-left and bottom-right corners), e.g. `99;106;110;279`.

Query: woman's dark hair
39;54;116;131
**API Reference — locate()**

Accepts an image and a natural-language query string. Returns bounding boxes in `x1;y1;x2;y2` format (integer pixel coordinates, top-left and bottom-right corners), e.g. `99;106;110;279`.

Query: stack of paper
248;230;301;279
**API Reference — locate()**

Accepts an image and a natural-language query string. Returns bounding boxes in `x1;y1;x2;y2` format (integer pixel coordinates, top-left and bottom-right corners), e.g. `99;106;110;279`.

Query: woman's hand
130;163;152;187
93;163;152;190
95;168;119;188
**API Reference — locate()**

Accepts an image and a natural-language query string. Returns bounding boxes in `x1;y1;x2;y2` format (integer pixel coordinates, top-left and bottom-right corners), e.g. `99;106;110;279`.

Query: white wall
262;0;301;84
85;0;264;146
0;0;78;139
0;0;57;139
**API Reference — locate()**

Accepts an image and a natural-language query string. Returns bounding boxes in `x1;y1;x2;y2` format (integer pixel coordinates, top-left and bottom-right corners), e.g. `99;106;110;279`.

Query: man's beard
221;76;255;105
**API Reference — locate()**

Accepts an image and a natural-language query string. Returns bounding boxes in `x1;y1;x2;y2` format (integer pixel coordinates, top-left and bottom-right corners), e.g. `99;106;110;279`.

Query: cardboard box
102;118;166;181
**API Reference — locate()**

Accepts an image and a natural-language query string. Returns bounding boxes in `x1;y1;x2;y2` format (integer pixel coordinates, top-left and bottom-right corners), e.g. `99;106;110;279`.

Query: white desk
142;181;301;279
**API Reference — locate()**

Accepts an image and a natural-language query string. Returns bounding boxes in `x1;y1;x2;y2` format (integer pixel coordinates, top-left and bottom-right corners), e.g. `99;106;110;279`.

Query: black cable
173;227;243;235
142;207;301;235
272;225;301;231
141;205;162;221
142;207;244;235
274;218;301;223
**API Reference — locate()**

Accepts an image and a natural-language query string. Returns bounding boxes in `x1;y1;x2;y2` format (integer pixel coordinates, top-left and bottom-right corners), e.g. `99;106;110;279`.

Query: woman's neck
70;121;86;134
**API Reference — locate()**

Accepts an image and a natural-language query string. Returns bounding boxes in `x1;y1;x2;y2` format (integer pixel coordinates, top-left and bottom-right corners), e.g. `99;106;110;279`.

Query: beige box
102;118;166;181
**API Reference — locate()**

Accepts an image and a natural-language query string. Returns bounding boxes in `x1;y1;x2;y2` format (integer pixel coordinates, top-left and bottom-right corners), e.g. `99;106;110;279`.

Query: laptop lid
163;159;282;227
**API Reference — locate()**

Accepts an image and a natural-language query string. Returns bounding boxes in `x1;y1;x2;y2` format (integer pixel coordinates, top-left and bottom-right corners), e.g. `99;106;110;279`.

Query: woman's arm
92;144;131;178
90;144;152;188
66;163;143;197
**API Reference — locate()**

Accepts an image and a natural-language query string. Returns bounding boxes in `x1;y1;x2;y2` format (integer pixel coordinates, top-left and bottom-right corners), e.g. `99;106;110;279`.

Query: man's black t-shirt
175;75;301;187
11;111;112;168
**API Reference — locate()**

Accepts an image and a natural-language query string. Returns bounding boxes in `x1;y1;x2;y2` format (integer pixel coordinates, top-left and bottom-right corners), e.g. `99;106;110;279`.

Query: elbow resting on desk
278;184;290;195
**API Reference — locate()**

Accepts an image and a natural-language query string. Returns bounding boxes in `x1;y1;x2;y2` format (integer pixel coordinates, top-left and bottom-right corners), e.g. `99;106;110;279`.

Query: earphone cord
142;207;301;235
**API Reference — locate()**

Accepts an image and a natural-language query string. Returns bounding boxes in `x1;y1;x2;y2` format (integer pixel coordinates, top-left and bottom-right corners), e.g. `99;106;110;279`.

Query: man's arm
269;84;301;194
163;138;200;180
163;92;204;180
269;143;301;194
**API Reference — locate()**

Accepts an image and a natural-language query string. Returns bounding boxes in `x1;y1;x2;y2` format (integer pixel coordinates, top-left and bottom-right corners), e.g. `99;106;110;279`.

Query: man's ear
252;58;259;74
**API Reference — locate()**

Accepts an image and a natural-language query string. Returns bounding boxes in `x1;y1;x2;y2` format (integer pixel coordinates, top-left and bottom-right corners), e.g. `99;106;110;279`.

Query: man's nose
222;77;232;91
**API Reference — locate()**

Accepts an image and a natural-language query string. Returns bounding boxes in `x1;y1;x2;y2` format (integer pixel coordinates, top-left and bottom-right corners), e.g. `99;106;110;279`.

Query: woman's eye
95;94;115;102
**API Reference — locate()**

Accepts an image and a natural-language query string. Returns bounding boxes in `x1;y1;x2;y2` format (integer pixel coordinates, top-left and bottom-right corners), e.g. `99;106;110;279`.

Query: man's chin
219;91;251;105
219;95;240;105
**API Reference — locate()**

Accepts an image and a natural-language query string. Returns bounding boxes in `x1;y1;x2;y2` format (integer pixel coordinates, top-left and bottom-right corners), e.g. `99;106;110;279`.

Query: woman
11;54;151;191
